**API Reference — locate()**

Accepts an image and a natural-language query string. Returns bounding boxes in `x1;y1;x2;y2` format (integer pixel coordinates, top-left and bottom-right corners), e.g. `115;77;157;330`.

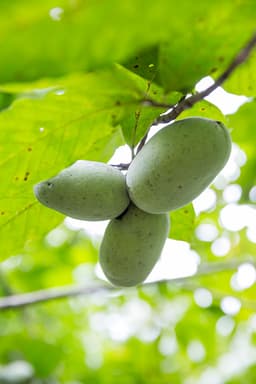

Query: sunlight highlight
216;316;235;336
194;288;213;308
220;296;241;316
49;7;64;21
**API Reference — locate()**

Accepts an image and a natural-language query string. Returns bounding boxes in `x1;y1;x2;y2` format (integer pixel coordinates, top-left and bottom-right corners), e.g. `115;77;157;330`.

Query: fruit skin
100;203;170;287
127;117;232;214
34;160;130;221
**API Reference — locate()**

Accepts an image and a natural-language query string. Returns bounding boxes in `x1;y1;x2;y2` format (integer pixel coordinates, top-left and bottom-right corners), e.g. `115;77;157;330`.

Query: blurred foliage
0;1;256;383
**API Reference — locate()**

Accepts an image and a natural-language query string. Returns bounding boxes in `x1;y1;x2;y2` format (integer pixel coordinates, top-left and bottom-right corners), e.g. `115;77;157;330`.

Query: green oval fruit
100;204;170;287
127;117;231;214
34;160;130;220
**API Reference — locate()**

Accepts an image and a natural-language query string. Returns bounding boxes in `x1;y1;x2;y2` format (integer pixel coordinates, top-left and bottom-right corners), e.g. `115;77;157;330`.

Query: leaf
222;49;256;96
0;0;172;82
0;65;170;260
120;90;181;147
0;92;16;111
169;204;196;243
125;45;160;84
177;99;226;122
19;338;63;377
0;0;255;93
0;0;225;84
124;2;256;93
112;65;170;146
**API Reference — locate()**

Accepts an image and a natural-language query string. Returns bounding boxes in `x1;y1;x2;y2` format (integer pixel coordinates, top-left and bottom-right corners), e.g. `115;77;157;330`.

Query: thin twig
130;80;155;158
111;33;256;164
141;99;174;109
136;132;149;154
110;162;130;170
156;31;256;125
0;258;254;310
136;31;256;153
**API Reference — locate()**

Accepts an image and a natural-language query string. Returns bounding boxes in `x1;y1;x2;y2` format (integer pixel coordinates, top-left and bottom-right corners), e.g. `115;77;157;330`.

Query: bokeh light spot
211;237;231;257
187;340;206;362
216;315;235;336
194;288;213;308
196;223;218;242
220;296;241;315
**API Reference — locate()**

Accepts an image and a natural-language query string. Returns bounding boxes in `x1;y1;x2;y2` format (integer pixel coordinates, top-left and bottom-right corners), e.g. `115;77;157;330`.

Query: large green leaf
0;0;255;94
0;0;171;82
222;49;256;96
120;90;181;147
169;204;196;243
0;65;169;260
125;2;256;93
0;0;222;84
177;99;226;122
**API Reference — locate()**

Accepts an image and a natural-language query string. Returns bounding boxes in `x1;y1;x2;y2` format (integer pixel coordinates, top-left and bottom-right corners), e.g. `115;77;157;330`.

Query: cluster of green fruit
34;117;231;287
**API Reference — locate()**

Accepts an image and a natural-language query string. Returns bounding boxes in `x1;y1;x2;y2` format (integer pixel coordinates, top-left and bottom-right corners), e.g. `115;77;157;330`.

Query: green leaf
177;99;226;122
0;0;175;82
125;3;256;93
19;338;63;377
120;91;181;147
0;0;226;84
222;49;256;96
0;0;255;93
1;65;170;260
0;92;16;111
125;45;160;85
169;204;196;243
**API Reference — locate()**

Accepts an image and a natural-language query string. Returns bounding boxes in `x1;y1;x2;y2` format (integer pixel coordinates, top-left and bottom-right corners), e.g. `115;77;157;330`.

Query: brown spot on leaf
24;171;30;181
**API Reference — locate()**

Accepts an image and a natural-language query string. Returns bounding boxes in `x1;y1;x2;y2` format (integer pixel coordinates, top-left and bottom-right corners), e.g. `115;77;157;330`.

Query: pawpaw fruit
34;160;130;220
100;203;170;287
126;117;231;214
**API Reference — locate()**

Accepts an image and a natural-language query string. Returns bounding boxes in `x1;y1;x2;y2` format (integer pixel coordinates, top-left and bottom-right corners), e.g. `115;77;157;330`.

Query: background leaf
0;65;175;260
169;204;196;243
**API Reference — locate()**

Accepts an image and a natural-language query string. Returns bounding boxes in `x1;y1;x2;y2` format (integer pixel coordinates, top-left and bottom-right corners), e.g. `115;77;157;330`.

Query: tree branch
110;162;130;170
0;258;254;310
155;31;256;124
134;30;256;157
0;284;112;310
